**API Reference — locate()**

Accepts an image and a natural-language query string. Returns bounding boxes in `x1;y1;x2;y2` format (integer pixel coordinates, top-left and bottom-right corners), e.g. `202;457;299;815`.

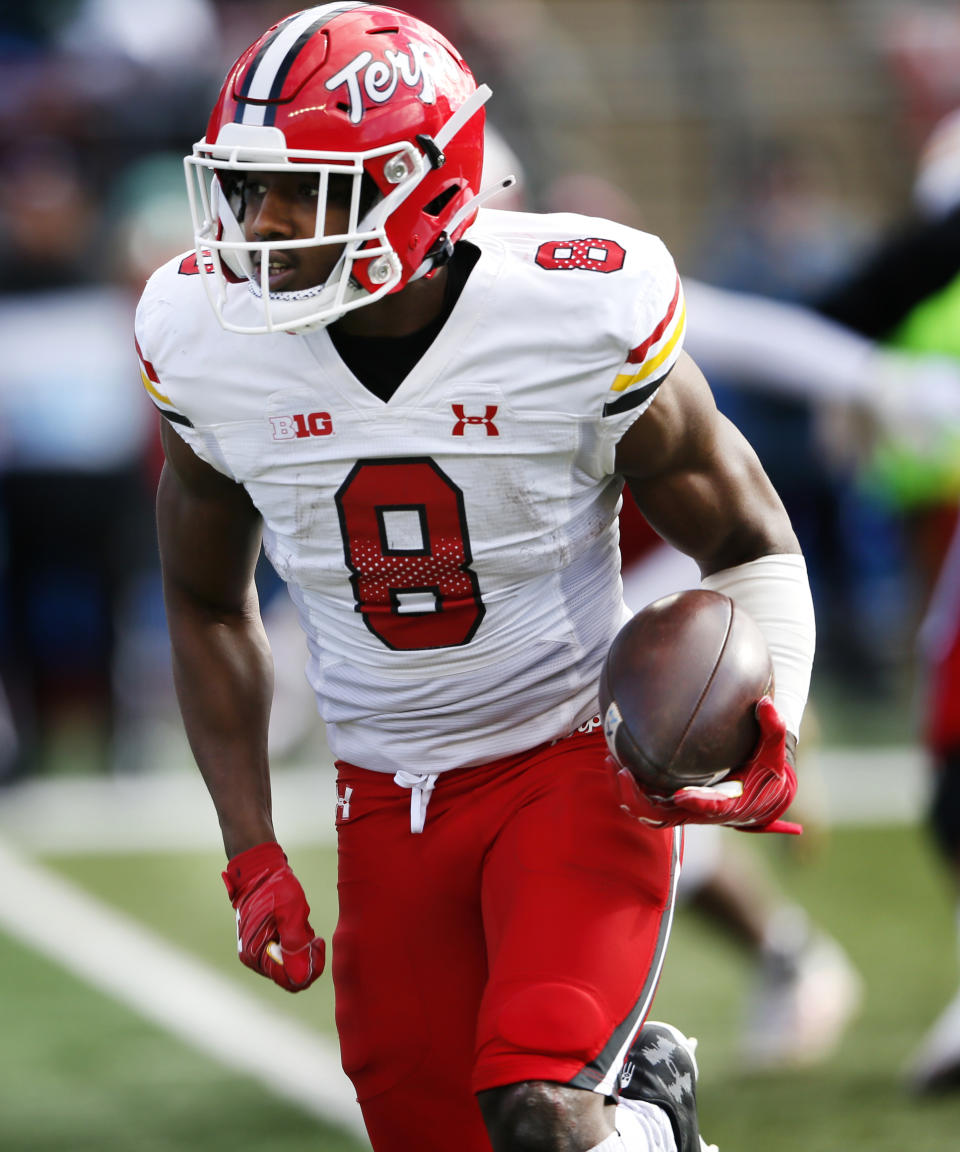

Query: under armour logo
336;785;354;822
452;404;499;436
603;702;623;749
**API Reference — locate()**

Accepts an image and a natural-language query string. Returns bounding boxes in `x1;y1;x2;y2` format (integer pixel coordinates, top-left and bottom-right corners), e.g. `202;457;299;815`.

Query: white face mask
184;128;424;334
183;84;495;335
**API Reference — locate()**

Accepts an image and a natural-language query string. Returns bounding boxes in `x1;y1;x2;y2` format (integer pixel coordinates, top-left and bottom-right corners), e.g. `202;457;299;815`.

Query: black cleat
619;1020;717;1152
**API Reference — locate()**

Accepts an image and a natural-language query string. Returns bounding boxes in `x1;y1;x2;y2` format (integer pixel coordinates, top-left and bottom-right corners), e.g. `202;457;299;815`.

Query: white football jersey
136;209;686;773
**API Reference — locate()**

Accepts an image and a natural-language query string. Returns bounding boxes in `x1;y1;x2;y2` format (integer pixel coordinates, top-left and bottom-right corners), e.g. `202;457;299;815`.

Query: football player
139;6;816;1150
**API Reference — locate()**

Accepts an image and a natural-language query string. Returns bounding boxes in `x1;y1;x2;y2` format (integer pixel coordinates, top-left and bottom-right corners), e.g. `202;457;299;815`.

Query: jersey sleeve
134;274;239;479
602;236;686;422
585;233;686;479
134;331;193;430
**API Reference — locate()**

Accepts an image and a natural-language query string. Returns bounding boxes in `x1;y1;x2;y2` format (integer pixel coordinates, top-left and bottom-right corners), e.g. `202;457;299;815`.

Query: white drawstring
393;770;440;834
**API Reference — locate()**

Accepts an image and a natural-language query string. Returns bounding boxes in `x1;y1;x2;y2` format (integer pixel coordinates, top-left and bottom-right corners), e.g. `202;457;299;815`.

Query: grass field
3;804;960;1149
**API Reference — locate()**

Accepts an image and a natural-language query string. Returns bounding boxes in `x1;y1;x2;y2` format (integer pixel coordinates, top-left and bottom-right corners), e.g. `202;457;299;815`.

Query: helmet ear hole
422;185;460;218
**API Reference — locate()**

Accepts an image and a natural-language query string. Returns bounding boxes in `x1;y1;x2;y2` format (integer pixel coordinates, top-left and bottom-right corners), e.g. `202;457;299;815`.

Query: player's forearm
701;554;815;744
166;589;277;858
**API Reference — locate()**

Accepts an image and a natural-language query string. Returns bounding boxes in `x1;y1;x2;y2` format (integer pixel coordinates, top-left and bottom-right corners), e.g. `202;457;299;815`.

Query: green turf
3;824;958;1149
41;846;343;1037
0;927;367;1151
653;824;960;1150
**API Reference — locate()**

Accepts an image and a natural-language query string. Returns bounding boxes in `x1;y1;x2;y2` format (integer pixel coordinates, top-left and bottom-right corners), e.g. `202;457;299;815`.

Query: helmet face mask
183;4;490;334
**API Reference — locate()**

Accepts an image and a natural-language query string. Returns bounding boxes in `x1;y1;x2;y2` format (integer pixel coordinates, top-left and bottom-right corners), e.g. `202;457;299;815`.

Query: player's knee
929;751;960;865
476;982;612;1150
481;981;608;1065
478;1080;606;1152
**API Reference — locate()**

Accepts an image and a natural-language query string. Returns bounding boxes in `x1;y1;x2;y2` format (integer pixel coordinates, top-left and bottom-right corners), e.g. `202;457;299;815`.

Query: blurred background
2;1;960;1149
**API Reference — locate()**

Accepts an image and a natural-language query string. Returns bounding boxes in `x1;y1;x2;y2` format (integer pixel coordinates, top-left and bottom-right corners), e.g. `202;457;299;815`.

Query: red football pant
332;728;680;1152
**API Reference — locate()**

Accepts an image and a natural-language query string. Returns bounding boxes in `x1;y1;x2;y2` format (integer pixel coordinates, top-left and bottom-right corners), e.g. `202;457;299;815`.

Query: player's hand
222;841;326;992
616;697;802;835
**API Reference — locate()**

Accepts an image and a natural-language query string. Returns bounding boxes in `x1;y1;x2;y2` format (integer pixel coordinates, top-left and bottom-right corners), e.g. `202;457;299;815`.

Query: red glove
222;841;326;992
616;696;802;836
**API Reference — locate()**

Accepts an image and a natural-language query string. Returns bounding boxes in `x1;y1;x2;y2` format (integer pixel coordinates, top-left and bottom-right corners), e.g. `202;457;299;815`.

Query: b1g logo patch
270;412;334;439
536;239;626;274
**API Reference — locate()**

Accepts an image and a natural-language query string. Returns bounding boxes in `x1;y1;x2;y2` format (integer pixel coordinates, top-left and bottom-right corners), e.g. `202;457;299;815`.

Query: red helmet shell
204;4;484;292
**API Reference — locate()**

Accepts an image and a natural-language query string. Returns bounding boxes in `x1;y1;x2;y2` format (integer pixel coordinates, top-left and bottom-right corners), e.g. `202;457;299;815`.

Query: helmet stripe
235;3;368;126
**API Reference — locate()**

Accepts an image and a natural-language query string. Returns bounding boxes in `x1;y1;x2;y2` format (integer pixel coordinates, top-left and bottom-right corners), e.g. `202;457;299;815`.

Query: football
599;588;773;795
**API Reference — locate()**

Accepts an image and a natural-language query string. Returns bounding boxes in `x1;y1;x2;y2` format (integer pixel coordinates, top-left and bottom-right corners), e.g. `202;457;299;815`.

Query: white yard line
0;838;368;1143
0;743;930;1148
0;762;339;855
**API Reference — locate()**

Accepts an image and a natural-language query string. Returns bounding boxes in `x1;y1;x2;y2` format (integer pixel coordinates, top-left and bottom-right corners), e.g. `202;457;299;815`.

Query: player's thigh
474;732;680;1095
332;764;492;1149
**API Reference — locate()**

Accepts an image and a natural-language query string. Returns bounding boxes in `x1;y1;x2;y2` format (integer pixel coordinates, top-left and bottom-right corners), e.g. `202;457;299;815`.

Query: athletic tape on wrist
701;553;815;742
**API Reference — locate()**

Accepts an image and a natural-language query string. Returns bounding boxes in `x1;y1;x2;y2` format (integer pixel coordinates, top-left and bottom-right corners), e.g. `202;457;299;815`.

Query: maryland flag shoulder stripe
603;274;686;417
135;337;194;428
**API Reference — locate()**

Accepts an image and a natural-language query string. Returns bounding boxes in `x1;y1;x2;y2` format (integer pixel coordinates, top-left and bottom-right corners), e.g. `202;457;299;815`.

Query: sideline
0;838;368;1143
0;744;929;1147
0;745;930;856
0;762;339;854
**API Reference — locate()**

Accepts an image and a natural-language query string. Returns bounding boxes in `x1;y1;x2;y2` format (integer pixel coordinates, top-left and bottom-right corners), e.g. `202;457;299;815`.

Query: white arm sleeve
683;278;960;432
683;278;874;402
701;554;816;741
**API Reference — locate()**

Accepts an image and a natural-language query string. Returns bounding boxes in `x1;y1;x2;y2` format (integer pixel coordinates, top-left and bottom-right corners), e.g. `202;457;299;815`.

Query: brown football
599;588;773;794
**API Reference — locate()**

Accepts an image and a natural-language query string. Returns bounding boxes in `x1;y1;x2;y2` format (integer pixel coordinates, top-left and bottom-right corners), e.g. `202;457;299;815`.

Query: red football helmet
184;3;491;333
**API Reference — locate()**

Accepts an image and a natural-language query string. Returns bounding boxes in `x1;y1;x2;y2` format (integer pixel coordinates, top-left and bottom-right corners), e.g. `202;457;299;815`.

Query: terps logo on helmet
324;41;436;124
187;4;488;334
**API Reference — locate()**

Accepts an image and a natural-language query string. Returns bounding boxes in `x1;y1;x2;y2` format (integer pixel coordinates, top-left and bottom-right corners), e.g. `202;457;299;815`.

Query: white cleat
905;987;960;1093
741;934;863;1069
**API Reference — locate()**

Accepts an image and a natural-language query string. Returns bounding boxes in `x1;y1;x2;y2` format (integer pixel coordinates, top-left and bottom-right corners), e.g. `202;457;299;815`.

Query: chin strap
435;83;492;151
402;82;507;284
447;175;518;234
333;82;501;292
408;175;518;283
368;81;495;240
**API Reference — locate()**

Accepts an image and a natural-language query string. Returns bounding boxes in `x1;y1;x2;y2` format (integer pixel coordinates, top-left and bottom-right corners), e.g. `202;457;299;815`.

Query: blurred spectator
16;0;221;131
808;103;960;1094
0;150;193;779
691;135;915;694
0;138;104;292
616;493;863;1069
0;0;230;780
481;121;865;1071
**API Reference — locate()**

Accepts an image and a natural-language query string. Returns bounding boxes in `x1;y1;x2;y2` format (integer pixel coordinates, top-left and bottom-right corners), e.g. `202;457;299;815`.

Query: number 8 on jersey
335;458;485;651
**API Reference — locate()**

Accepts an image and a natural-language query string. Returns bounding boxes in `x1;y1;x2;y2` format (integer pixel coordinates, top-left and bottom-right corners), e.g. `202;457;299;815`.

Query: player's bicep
157;420;263;613
614;352;715;479
615;352;798;573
